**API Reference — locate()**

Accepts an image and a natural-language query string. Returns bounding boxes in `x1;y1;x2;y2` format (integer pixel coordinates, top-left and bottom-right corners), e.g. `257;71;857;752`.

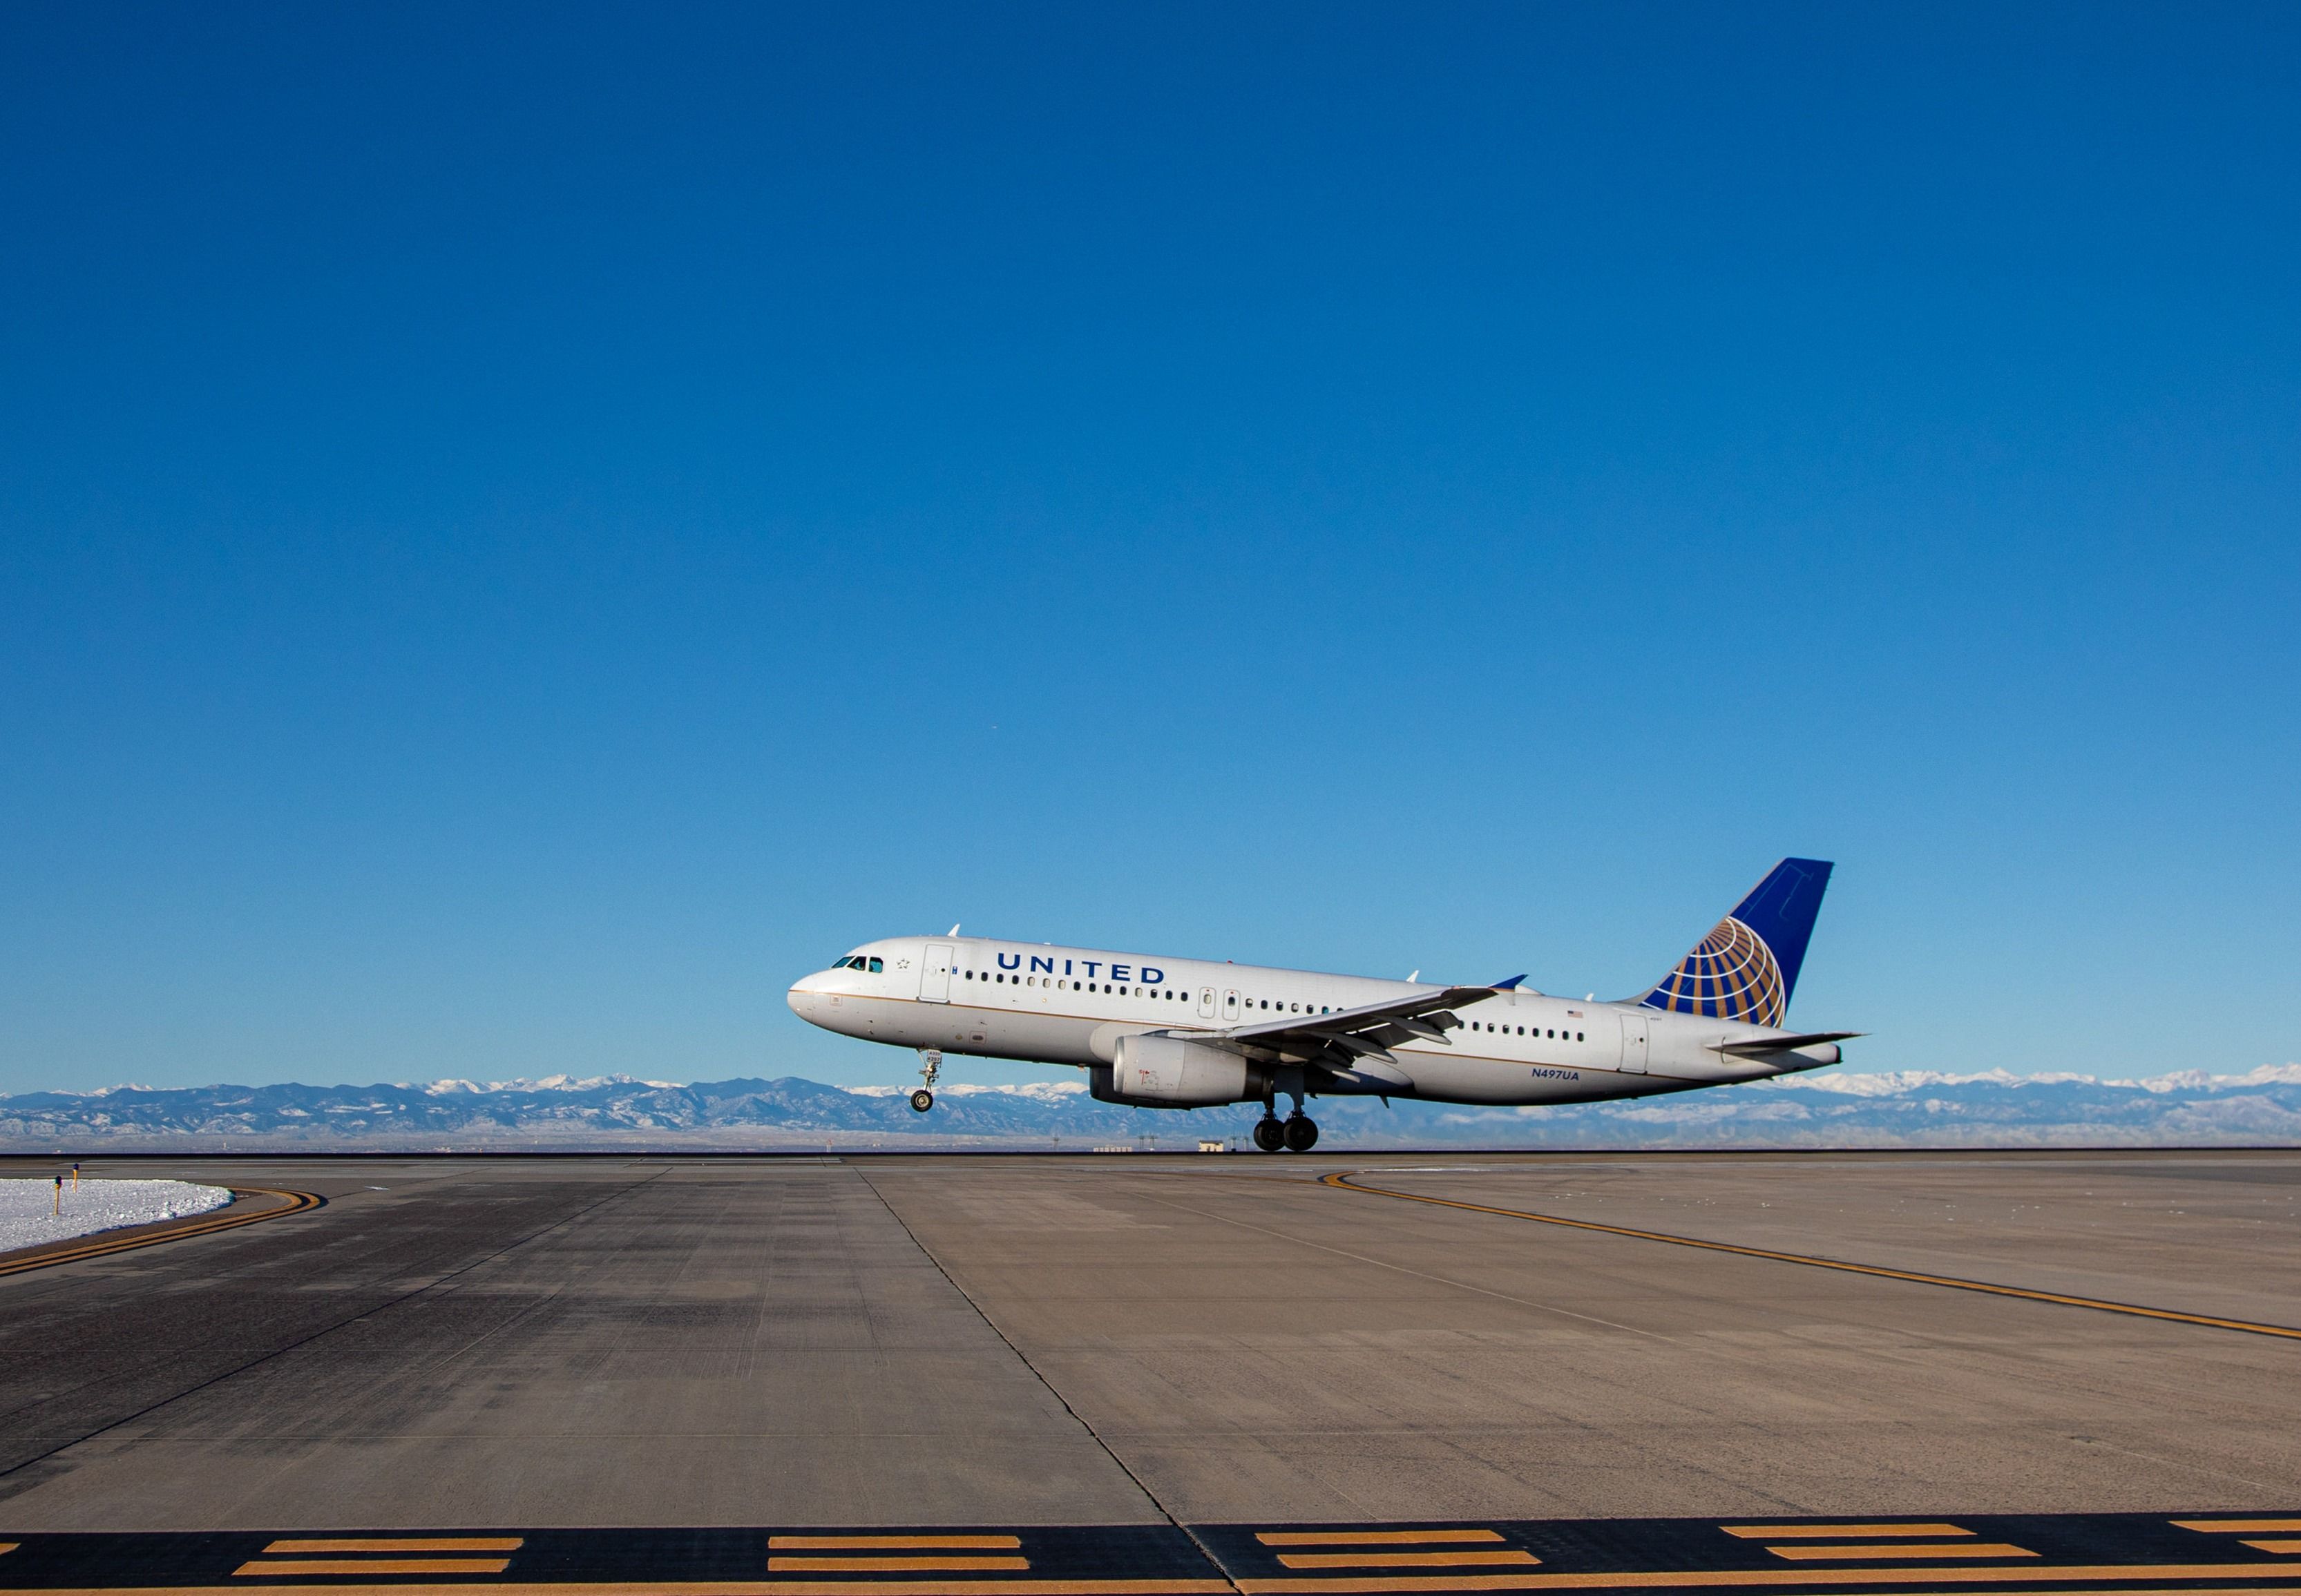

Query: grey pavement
0;1150;2293;1530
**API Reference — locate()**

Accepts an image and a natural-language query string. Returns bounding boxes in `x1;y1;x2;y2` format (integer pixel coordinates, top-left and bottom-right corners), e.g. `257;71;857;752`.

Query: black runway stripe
0;1515;2296;1595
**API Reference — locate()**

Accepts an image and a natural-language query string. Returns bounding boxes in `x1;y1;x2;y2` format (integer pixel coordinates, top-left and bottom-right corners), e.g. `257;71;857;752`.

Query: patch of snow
1765;1069;2030;1095
1762;1065;2301;1097
409;1075;687;1095
0;1179;233;1253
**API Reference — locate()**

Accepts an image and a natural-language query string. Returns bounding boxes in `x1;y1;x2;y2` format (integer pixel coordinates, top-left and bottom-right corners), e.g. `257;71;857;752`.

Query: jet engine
1094;1034;1272;1107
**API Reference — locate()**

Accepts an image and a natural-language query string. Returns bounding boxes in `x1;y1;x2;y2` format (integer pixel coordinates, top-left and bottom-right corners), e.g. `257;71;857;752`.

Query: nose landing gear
911;1049;941;1113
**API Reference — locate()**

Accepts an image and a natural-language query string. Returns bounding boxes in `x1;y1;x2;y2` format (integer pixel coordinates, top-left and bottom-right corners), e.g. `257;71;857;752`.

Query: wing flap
1221;984;1494;1045
1201;982;1506;1070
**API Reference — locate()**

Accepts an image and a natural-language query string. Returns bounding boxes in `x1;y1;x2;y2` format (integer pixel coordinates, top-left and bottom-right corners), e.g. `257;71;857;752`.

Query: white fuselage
787;935;1840;1108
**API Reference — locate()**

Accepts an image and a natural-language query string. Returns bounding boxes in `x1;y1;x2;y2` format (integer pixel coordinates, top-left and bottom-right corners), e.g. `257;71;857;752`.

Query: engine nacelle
1095;1035;1270;1107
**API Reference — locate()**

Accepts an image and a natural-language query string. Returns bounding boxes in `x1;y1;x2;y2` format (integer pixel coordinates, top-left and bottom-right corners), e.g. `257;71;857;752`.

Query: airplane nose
787;974;830;1018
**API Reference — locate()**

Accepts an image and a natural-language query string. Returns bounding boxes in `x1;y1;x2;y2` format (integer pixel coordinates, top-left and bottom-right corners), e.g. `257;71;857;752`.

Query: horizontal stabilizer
1709;1031;1863;1056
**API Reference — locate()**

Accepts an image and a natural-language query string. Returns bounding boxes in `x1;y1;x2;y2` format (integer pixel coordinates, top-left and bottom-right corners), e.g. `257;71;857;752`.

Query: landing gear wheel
911;1048;941;1115
1283;1114;1319;1152
1252;1117;1286;1153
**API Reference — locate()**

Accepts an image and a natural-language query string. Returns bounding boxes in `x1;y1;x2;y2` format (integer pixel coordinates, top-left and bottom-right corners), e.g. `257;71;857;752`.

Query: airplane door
919;944;954;1003
1223;988;1241;1021
1197;986;1216;1019
1618;1010;1648;1073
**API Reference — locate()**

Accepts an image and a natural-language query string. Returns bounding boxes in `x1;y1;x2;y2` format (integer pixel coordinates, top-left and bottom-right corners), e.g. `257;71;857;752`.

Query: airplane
786;857;1853;1152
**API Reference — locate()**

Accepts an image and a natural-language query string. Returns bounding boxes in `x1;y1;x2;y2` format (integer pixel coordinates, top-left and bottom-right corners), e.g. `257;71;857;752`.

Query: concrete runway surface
0;1151;2294;1537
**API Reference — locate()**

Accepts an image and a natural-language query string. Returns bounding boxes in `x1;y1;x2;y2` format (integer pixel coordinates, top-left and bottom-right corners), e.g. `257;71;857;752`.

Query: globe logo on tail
1645;916;1786;1026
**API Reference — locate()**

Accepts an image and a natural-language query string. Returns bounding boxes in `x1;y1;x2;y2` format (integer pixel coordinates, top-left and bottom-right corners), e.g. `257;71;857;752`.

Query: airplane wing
1189;982;1511;1070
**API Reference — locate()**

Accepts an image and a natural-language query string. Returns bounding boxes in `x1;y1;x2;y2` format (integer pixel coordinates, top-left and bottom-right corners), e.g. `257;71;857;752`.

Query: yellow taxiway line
1320;1172;2301;1341
0;1186;324;1280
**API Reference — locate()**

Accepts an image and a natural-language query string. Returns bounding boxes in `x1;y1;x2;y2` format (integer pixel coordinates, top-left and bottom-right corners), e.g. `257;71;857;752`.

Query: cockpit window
867;958;884;972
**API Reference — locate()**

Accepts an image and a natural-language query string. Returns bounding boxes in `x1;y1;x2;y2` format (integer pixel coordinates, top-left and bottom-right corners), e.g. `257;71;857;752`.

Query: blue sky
2;1;2295;1094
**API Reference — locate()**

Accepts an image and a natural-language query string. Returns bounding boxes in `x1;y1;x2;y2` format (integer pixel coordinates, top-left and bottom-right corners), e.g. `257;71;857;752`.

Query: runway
0;1150;2293;1561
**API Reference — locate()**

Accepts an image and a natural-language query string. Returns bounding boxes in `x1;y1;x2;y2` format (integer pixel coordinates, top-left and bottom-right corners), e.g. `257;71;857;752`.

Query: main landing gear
911;1048;941;1113
1252;1110;1319;1153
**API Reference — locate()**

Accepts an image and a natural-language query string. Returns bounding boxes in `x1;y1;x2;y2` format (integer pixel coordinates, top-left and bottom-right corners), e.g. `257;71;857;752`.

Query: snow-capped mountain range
1;1066;2298;1149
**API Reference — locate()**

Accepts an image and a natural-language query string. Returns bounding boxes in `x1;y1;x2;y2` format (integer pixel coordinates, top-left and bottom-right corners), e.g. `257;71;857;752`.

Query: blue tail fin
1640;858;1834;1026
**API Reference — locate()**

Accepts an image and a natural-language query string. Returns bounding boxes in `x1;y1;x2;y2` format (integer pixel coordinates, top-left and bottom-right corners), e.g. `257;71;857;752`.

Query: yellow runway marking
2244;1546;2301;1557
1277;1552;1538;1570
1260;1534;1509;1547
1723;1528;1971;1540
2181;1526;2301;1536
1764;1547;2032;1562
768;1537;1024;1550
0;1188;325;1280
233;1561;511;1577
767;1557;1033;1573
260;1540;522;1555
1321;1172;2301;1341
